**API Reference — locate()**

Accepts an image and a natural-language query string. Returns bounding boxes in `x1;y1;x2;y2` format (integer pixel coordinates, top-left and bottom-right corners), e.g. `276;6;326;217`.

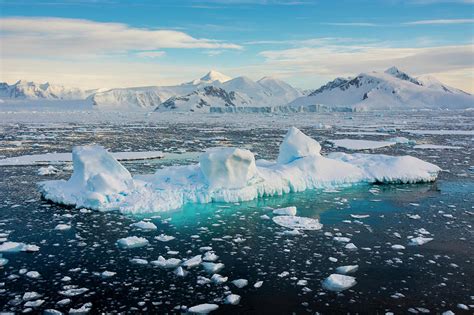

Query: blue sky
1;0;473;91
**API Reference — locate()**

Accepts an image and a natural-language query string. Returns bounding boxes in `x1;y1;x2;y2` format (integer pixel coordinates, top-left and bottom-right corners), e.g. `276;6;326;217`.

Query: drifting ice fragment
335;265;359;274
273;206;297;216
187;303;219;314
322;274;357;291
116;236;149;249
272;215;323;230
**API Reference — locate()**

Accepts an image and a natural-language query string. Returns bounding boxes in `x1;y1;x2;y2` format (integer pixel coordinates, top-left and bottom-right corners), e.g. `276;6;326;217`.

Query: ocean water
0;111;473;313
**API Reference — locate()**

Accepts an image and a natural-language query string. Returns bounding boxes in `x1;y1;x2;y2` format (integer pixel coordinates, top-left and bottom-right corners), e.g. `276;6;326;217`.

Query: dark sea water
0;111;473;313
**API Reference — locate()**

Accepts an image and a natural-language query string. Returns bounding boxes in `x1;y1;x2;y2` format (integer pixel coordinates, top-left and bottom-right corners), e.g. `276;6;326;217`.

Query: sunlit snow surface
0;110;473;314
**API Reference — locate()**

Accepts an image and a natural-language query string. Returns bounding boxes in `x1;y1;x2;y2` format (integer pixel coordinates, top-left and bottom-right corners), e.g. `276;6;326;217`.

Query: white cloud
135;51;166;58
0;17;242;58
404;18;474;25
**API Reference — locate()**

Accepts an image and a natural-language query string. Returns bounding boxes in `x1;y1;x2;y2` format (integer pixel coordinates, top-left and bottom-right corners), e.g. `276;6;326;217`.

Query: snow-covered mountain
90;70;236;108
154;75;302;111
0;80;92;100
289;67;473;111
156;86;252;112
92;71;302;110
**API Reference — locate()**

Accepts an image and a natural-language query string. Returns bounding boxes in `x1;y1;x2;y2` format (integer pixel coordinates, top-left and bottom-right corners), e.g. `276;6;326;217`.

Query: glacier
38;127;441;214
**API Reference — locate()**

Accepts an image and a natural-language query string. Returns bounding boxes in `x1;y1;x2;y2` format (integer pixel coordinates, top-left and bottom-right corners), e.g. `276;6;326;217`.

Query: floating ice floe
272;215;323;231
0;241;39;253
322;274;357;292
39;127;441;214
225;294;241;305
130;220;157;230
0;150;164;166
335;265;359;274
116;236;149;249
187;303;219;314
414;144;462;150
272;206;297;216
408;237;434;246
328;139;396;150
38;165;60;176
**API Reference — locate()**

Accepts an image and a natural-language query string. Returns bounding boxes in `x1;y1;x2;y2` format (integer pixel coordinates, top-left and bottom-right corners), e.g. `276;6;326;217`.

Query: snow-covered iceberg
39;127;441;214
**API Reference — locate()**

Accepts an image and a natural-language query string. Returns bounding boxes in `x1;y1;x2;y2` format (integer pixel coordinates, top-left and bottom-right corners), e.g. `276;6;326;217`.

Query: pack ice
39;127;441;213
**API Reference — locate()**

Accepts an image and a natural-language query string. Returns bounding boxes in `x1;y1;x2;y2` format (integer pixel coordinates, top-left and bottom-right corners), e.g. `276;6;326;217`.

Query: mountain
0;80;92;100
187;70;232;85
92;72;302;110
90;71;234;108
155;75;303;111
289;67;473;111
156;86;251;112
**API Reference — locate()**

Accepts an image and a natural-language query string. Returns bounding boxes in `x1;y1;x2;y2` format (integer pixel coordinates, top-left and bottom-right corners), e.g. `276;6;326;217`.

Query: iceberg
39;127;441;214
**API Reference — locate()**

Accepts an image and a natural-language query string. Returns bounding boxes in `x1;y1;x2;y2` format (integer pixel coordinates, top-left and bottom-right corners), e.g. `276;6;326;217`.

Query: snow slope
0;80;92;100
39;127;440;213
289;67;473;111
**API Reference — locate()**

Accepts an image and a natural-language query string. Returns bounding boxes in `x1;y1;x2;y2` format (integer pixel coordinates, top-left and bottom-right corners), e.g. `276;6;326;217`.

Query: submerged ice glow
39;127;441;213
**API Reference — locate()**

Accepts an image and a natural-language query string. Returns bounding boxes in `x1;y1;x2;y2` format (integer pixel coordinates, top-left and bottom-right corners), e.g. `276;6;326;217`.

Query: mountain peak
384;66;421;86
200;70;232;83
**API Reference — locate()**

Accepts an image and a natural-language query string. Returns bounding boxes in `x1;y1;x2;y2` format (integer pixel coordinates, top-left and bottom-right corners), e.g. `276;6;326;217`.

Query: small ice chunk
272;216;323;230
202;262;224;274
54;224;71;231
59;288;88;297
101;271;116;278
391;244;405;250
273;206;297;216
333;236;351;243
116;236;149;249
335;265;359;274
211;274;228;284
174;266;187;277
23;291;42;301
38;166;60;176
130;258;148;265
130;221;157;230
254;281;263;288
182;255;202;268
232;279;248;288
155;234;175;242
25;299;45;307
408;237;433;246
350;214;370;219
345;243;358;250
151;256;181;269
202;251;218;262
26;271;41;279
69;302;92;314
0;258;8;266
322;274;357;292
187;303;219;314
0;241;26;253
224;294;241;305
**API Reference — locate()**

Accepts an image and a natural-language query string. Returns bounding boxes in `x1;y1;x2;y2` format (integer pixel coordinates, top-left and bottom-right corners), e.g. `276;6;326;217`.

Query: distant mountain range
1;67;472;111
289;67;472;111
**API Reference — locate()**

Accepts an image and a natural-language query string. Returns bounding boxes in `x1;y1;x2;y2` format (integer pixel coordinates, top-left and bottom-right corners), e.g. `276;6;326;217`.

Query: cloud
404;18;474;25
135;51;166;58
0;17;242;58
